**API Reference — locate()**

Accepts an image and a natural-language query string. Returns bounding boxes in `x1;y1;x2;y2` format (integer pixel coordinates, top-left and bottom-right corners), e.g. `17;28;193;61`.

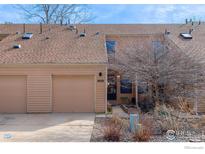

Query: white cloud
138;5;205;23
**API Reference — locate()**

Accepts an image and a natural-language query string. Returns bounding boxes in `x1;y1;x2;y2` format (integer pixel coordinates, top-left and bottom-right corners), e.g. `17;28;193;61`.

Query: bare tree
110;36;205;112
17;4;93;24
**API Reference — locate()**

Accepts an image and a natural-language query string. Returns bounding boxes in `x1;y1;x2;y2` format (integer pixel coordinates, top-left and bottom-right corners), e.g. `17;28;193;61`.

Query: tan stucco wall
0;64;107;113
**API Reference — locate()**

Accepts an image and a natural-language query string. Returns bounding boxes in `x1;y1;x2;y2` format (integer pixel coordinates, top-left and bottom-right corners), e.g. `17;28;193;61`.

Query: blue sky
1;4;205;23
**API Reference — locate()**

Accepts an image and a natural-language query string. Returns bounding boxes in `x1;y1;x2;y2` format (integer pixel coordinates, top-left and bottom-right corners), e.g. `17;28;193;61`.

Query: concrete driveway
0;113;95;142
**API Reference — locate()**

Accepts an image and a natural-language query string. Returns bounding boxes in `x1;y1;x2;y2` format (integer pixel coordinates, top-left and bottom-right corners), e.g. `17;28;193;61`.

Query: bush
103;116;123;142
177;97;194;114
133;126;152;142
103;125;121;141
154;103;182;132
138;96;155;113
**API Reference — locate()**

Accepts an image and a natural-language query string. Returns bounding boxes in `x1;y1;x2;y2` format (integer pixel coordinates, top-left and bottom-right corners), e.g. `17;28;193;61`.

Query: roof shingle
0;23;205;64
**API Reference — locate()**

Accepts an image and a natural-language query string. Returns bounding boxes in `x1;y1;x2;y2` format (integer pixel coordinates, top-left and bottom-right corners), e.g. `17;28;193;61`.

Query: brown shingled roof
0;24;107;64
0;23;205;64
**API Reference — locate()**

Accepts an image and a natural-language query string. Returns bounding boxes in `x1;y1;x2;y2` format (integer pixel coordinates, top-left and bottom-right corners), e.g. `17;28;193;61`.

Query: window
138;82;148;94
106;40;116;54
120;79;132;94
152;41;164;60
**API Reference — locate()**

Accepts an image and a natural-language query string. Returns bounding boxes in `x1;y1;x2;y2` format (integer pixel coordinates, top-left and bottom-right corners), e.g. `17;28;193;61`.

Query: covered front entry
52;75;95;112
107;74;117;100
107;69;136;104
0;75;26;113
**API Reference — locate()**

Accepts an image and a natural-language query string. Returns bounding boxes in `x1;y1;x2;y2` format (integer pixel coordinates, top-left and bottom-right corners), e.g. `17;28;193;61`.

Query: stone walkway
96;106;129;118
112;106;129;118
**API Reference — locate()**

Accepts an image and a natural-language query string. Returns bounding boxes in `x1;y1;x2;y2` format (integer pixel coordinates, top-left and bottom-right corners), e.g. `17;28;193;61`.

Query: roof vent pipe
189;28;193;34
40;23;42;34
185;19;188;24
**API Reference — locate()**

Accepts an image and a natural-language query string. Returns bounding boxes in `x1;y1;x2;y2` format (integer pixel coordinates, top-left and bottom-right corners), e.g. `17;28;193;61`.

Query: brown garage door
0;76;26;113
53;75;94;112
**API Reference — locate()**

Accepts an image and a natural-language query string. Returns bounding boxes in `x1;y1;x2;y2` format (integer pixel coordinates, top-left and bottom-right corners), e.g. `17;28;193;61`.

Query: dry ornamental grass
103;116;124;142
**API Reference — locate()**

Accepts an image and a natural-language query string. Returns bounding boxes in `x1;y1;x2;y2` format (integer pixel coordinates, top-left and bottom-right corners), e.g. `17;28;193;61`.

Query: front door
107;75;117;100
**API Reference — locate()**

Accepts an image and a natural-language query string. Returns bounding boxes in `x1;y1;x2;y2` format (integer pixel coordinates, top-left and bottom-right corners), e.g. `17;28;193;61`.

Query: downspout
194;74;198;115
135;74;138;106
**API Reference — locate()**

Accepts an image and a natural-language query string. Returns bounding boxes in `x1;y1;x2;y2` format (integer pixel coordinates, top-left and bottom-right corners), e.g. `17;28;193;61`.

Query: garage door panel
0;76;26;113
53;75;94;112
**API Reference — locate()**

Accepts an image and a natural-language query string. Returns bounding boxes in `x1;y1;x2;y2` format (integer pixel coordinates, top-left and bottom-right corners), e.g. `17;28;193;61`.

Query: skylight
180;33;192;39
13;44;21;49
22;33;33;39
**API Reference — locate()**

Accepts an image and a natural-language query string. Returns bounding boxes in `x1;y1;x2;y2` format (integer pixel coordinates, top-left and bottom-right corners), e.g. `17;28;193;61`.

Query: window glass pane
138;81;148;94
106;40;116;54
120;79;132;94
138;84;148;94
152;41;164;60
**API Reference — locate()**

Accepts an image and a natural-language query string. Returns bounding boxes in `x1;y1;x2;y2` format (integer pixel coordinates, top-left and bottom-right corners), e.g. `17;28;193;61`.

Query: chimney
23;23;25;33
40;23;42;34
192;21;194;26
199;20;201;25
